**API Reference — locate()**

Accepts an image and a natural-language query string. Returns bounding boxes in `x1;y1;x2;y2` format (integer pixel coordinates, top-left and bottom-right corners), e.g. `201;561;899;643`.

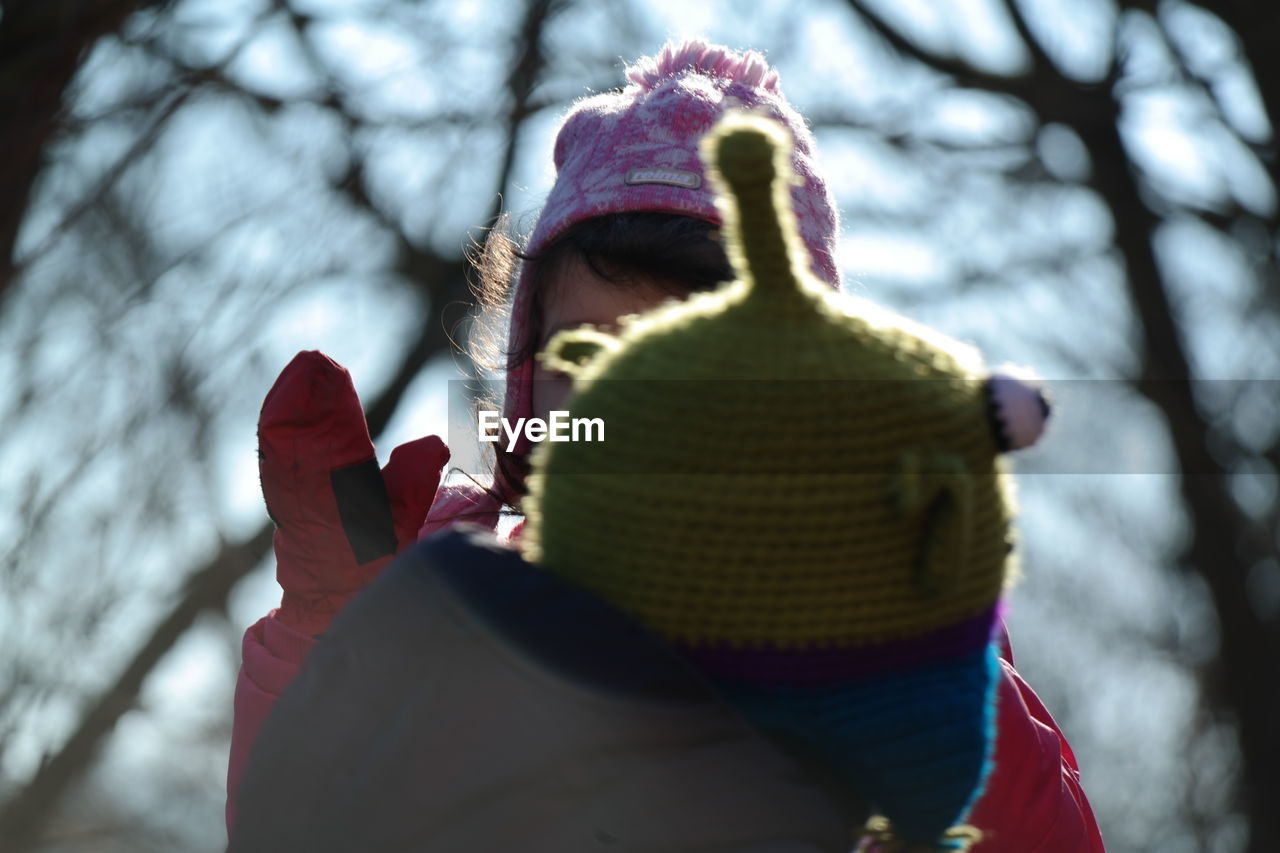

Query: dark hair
466;212;732;504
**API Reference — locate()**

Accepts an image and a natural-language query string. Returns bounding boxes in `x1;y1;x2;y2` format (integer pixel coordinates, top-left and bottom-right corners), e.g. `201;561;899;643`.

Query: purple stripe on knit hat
679;604;1002;687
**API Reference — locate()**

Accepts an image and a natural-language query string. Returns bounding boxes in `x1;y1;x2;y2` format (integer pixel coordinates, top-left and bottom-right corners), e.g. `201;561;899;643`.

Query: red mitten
258;350;450;636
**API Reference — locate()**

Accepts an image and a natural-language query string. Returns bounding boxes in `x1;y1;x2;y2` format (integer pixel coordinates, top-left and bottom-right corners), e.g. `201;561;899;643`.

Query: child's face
531;256;675;423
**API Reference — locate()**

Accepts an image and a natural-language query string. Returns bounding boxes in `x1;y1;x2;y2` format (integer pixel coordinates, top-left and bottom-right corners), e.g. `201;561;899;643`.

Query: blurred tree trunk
844;0;1280;848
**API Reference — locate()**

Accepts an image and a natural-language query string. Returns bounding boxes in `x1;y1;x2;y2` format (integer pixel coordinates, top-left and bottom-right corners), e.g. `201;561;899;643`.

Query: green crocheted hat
523;113;1049;849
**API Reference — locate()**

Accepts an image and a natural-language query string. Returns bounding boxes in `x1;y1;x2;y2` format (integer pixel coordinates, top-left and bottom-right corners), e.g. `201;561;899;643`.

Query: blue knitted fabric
713;645;1001;845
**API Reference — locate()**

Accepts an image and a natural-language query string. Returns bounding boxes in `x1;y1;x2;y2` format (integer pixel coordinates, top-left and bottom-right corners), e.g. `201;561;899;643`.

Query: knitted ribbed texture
524;114;1028;849
715;646;999;846
497;40;841;477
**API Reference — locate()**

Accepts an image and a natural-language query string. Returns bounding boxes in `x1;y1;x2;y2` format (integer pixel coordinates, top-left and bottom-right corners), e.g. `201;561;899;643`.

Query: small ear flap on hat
538;328;622;379
889;452;974;598
985;367;1051;452
914;476;972;599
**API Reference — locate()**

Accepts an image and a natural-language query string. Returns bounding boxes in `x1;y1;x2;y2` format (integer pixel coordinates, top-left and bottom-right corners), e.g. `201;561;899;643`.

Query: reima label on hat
624;167;702;189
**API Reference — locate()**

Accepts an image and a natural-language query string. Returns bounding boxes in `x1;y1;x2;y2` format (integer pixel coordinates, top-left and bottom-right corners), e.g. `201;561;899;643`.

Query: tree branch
1079;87;1280;853
10;87;192;278
1199;0;1280;161
842;0;1033;98
0;0;181;303
998;0;1059;78
0;0;566;845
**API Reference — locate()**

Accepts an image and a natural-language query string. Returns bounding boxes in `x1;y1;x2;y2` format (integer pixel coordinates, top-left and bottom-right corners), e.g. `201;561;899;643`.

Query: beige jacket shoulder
230;529;854;853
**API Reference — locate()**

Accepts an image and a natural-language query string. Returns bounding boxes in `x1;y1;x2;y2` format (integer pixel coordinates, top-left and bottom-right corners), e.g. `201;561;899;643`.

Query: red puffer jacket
968;628;1105;851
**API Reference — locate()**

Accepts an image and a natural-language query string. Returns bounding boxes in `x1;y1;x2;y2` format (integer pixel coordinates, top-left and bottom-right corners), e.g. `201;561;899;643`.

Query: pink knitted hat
492;39;842;505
